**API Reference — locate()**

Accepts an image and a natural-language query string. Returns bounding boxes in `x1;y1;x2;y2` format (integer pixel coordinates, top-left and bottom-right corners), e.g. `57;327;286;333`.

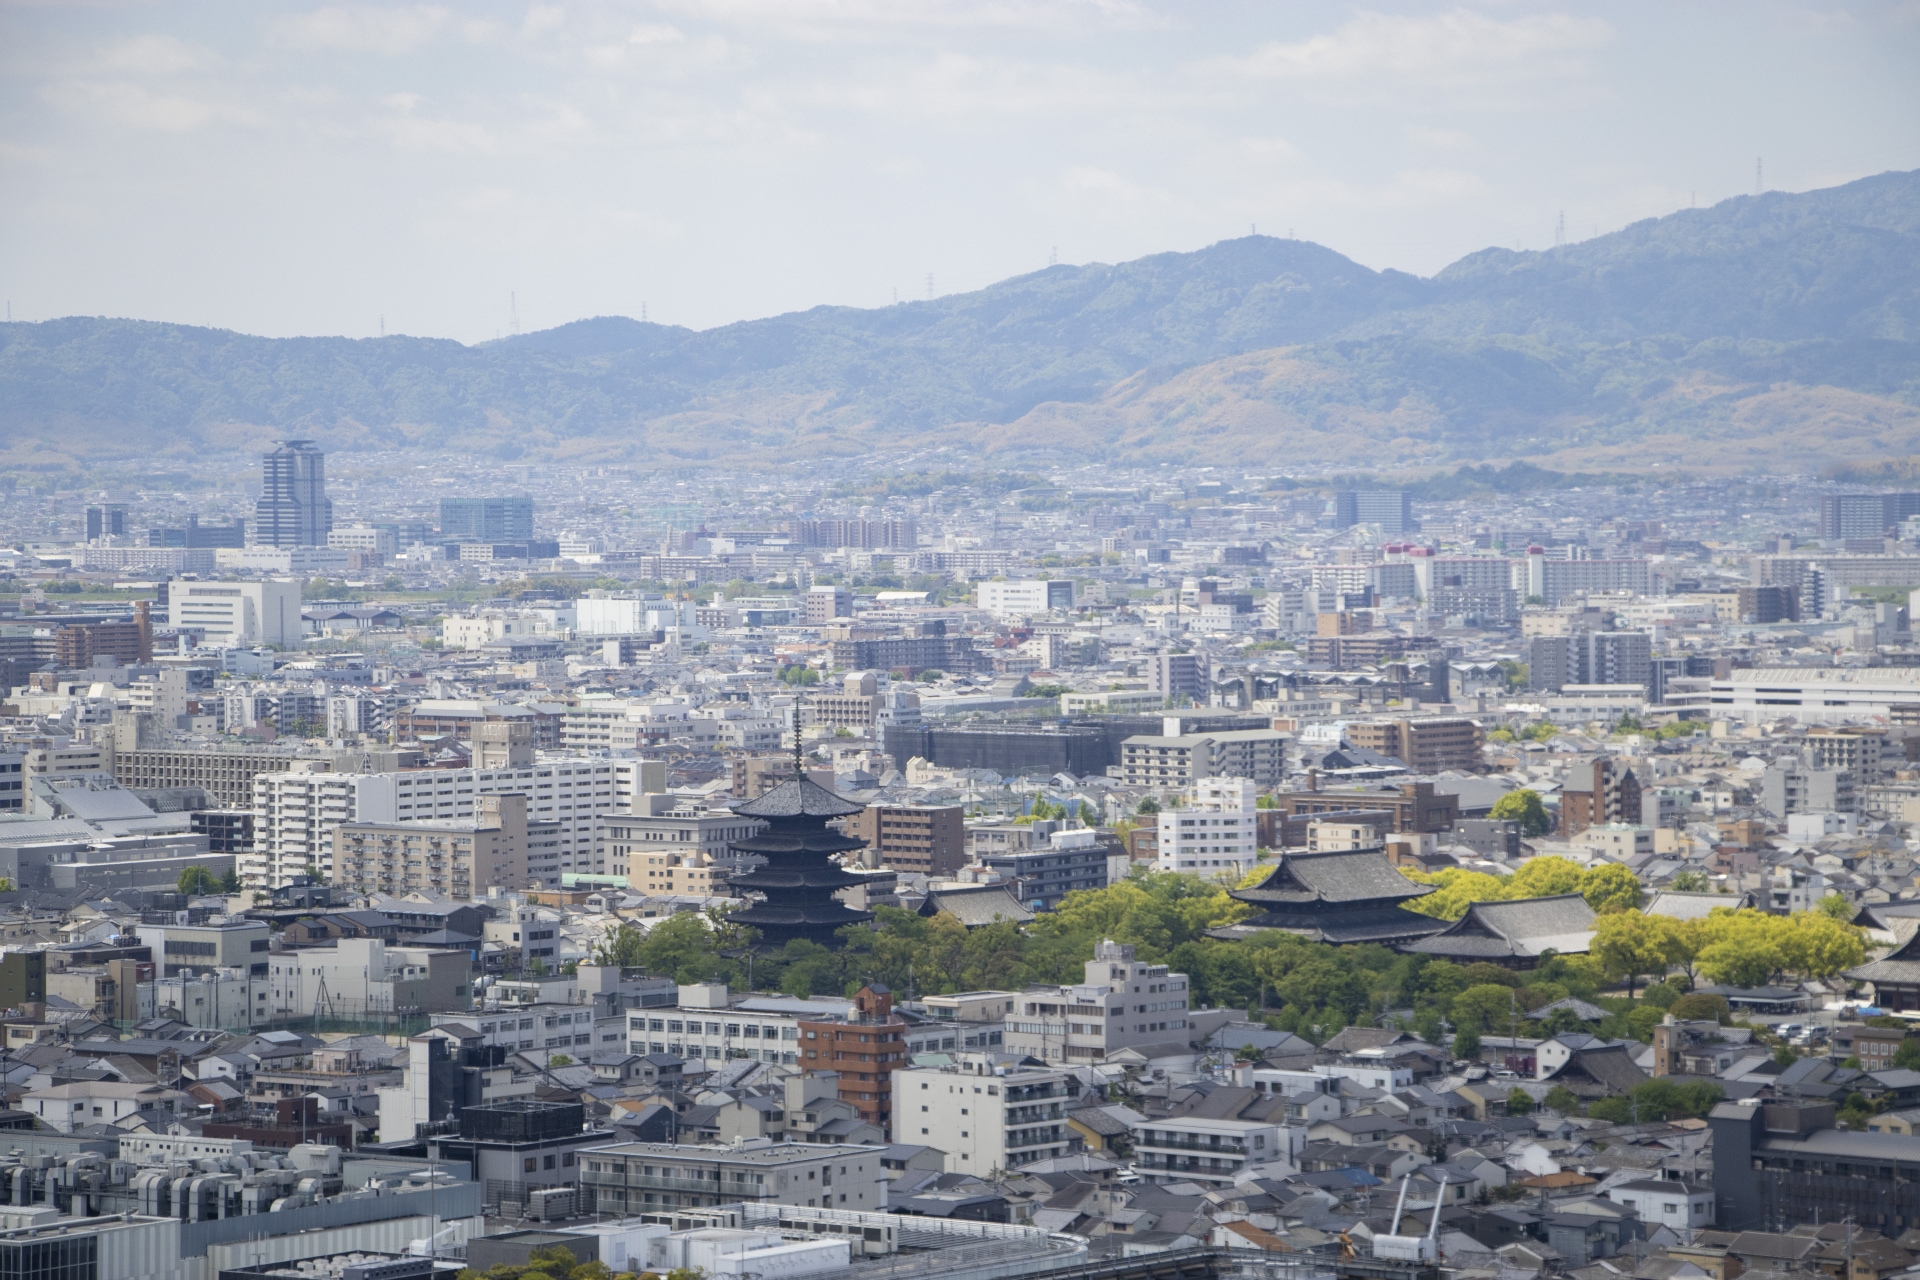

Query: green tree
1137;797;1161;816
220;867;241;894
1670;870;1709;892
177;865;221;897
1488;789;1552;837
1579;862;1645;913
1452;983;1522;1034
1893;1039;1920;1071
1453;1026;1481;1060
1507;1087;1533;1116
1668;992;1731;1022
1544;1085;1581;1114
548;1054;573;1067
1816;892;1855;921
592;923;648;968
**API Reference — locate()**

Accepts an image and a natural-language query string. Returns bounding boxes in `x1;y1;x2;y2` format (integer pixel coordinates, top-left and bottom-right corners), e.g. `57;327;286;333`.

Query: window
524;1158;538;1173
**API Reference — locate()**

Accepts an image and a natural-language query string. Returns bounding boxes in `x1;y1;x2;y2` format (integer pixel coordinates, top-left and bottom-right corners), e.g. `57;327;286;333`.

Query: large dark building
441;496;534;541
1335;490;1416;534
883;723;1114;777
147;514;246;549
1738;584;1801;624
1709;1098;1920;1232
255;440;332;548
725;777;873;947
1820;493;1920;540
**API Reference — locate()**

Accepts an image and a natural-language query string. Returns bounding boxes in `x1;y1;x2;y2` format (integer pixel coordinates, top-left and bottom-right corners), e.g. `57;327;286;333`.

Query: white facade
1709;666;1920;723
975;580;1075;616
247;766;357;886
247;758;619;889
170;579;302;646
1156;777;1259;876
215;546;350;575
894;1057;1083;1172
1002;939;1191;1064
328;525;398;555
576;597;706;637
1605;1180;1713;1233
628;984;855;1064
357;759;618;885
1128;1113;1296;1187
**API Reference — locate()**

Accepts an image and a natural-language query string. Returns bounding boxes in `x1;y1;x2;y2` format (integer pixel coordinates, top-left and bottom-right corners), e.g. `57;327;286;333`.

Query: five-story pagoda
724;776;873;948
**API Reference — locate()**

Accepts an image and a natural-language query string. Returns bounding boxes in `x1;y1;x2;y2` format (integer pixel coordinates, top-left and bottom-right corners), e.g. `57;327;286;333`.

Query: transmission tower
1755;157;1763;195
925;273;934;302
1555;211;1565;248
510;291;520;336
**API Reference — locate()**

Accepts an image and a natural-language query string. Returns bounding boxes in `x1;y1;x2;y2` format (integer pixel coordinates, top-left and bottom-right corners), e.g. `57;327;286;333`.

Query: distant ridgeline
2;169;1918;473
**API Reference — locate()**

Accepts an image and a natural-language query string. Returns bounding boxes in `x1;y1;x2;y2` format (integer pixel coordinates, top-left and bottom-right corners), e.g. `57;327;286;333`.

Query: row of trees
1591;905;1866;995
1399;854;1644;919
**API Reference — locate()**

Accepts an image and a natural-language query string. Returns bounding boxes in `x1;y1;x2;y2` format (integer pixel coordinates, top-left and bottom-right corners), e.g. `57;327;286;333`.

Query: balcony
1136;1137;1249;1155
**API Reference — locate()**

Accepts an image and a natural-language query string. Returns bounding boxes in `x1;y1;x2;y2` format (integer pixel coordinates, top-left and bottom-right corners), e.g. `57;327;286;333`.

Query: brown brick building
848;803;965;877
53;604;153;667
1343;716;1485;774
798;984;907;1128
1266;779;1458;834
1559;756;1641;837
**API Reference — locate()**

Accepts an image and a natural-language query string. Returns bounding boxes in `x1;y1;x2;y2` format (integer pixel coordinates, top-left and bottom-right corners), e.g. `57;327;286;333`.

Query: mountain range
4;169;1919;477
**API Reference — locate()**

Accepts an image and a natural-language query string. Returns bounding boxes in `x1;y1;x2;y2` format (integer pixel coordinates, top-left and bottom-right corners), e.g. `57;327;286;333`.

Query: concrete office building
1145;653;1205;705
1002;940;1192;1064
264;936;472;1019
1156;778;1260;878
803;585;853;624
1119;730;1286;790
975;580;1075;616
976;829;1112;912
1522;550;1652;605
136;916;271;979
169;580;303;646
628;983;855;1065
895;1057;1083;1172
1527;630;1653;693
255;440;332;548
1335;490;1414;533
578;1139;887;1213
441;496;535;542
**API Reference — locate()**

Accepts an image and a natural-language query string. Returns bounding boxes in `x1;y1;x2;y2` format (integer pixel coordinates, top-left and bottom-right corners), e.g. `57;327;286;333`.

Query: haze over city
5;4;1920;1273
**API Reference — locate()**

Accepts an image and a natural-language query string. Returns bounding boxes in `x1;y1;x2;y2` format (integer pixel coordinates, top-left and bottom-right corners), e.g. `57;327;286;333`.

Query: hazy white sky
3;1;1916;343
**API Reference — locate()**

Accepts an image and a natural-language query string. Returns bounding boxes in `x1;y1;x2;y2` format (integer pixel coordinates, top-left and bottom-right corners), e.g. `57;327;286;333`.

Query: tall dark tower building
255;440;332;548
725;778;872;948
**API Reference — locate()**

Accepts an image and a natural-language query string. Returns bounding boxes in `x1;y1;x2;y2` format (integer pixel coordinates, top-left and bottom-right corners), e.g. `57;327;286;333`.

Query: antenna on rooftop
510;291;520;336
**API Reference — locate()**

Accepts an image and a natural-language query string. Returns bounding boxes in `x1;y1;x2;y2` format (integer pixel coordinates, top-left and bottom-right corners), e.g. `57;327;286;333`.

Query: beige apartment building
845;803;965;877
331;792;530;898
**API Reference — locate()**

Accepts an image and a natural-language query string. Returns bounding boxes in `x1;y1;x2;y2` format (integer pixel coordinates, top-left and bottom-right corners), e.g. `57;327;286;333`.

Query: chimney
1306;767;1320;793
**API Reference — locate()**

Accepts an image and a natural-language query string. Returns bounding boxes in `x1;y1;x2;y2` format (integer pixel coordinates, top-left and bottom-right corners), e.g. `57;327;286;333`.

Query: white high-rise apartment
1156;777;1259;877
247;764;359;886
249;757;620;889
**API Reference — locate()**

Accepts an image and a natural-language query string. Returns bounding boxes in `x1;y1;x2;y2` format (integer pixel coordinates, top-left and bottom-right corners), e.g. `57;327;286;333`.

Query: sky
2;1;1917;344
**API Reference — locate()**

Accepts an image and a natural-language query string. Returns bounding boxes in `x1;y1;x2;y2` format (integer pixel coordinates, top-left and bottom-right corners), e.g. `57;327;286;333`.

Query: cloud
1221;8;1613;86
378;97;496;152
40;81;261;132
94;35;216;75
630;24;687;45
276;5;452;56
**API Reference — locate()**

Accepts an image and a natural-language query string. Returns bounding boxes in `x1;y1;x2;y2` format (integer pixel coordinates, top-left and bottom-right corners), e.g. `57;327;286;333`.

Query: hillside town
3;448;1920;1280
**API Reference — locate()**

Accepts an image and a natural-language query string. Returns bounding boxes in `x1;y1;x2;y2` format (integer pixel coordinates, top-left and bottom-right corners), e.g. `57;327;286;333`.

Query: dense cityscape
3;1;1917;1279
0;440;1916;1280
